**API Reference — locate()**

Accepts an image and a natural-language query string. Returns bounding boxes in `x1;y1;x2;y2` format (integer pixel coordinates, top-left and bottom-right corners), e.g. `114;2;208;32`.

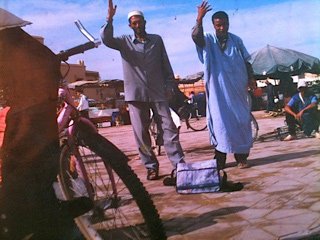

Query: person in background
279;73;298;138
252;86;263;111
189;91;195;104
279;73;297;105
265;79;275;113
192;1;256;169
100;0;185;185
284;80;320;140
75;88;90;119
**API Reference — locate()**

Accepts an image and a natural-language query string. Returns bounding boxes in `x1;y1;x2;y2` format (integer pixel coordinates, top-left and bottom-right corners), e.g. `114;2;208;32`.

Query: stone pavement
98;110;320;240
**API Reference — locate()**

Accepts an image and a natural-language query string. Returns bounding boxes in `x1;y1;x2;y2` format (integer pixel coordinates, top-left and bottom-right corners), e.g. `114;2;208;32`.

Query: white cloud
230;0;320;55
2;0;319;80
119;0;320;78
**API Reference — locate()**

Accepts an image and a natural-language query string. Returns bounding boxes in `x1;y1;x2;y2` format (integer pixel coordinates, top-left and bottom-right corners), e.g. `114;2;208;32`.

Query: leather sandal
147;168;159;180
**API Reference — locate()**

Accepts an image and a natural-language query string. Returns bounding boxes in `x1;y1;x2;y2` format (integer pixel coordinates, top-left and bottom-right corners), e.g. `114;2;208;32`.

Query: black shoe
163;170;176;186
220;181;244;192
147;168;159;180
217;160;226;170
59;197;94;218
163;176;176;186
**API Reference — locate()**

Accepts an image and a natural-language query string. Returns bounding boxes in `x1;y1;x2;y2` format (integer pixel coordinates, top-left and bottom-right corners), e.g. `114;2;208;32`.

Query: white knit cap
297;80;307;89
0;8;32;31
127;10;144;20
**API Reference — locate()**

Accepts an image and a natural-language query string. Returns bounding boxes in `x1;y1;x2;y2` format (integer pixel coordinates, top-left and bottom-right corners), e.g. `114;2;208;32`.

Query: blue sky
1;0;320;80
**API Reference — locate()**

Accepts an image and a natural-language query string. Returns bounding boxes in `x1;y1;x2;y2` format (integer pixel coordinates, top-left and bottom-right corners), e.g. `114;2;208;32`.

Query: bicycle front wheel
59;130;166;240
186;113;207;131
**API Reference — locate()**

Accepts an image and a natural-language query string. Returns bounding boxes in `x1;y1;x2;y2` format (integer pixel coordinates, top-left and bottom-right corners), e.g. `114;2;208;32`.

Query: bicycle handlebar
57;40;101;61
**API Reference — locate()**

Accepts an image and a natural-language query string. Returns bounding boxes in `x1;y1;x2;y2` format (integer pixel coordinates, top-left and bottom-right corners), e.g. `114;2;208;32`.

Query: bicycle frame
57;87;118;200
55;19;113;200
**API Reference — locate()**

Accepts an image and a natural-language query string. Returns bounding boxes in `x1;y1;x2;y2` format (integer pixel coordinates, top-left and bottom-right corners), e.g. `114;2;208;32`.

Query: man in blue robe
191;2;256;169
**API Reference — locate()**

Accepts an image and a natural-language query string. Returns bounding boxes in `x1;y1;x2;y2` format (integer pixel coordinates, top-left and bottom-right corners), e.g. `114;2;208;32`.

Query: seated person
284;80;320;140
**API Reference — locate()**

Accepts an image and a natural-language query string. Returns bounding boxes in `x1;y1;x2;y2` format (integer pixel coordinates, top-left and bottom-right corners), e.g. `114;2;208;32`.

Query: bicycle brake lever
74;20;101;47
75;20;98;42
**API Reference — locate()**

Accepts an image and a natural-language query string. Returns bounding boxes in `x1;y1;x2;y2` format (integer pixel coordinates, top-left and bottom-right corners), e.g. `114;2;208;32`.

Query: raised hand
107;0;117;20
197;1;212;23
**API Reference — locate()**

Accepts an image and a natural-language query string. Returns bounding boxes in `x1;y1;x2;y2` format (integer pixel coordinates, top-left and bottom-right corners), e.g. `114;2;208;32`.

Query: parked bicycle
149;107;181;156
178;99;207;131
178;100;258;140
150;98;259;156
258;120;302;142
56;20;166;240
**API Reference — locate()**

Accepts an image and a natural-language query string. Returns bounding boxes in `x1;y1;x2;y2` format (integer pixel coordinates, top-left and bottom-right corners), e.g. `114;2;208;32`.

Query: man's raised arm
191;1;212;47
100;0;121;50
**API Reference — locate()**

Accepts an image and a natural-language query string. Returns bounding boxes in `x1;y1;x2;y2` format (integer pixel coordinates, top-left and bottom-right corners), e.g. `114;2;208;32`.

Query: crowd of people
0;0;319;238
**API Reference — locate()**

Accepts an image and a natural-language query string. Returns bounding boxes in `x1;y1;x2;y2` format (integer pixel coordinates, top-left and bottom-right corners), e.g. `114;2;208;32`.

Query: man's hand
107;0;117;21
197;1;212;24
296;111;304;121
165;87;175;102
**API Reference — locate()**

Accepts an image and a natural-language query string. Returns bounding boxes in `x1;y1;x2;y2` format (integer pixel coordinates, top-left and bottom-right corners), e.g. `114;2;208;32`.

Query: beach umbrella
249;45;320;79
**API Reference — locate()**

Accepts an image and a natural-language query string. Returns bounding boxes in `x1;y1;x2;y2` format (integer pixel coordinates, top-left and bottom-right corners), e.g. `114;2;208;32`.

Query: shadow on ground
163;206;247;237
248;149;320;167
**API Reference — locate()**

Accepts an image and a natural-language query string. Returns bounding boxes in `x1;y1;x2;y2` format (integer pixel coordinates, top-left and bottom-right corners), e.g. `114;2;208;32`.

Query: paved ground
98;110;320;240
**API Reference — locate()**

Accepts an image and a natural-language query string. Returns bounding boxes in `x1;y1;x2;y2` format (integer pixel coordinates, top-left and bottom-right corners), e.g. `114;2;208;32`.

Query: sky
1;0;320;80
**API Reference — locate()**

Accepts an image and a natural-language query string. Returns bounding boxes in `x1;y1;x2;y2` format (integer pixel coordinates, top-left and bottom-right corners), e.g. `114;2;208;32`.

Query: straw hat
0;8;32;31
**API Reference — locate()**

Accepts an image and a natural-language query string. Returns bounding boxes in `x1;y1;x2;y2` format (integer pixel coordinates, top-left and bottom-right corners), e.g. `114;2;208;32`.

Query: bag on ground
176;159;243;194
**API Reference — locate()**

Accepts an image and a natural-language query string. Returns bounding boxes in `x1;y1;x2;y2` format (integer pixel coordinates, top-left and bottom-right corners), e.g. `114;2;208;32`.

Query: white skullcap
127;10;144;20
0;8;32;31
297;80;307;89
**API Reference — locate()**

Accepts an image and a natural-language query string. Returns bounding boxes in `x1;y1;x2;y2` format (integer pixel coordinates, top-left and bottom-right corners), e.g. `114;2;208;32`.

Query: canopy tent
249;45;320;80
178;71;204;84
67;80;98;89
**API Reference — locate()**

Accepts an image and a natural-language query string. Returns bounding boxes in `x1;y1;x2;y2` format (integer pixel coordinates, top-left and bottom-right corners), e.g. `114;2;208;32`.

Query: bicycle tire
250;113;259;142
258;131;281;142
59;126;166;240
258;126;289;142
186;113;207;131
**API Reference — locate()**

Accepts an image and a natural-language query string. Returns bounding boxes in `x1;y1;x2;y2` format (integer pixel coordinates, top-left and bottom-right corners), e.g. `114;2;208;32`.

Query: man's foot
283;134;297;141
147;168;159;180
315;132;320;139
237;162;250;169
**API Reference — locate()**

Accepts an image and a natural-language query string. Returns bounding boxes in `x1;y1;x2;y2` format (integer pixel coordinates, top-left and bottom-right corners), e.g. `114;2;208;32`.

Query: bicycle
178;97;259;138
148;100;206;157
257;120;302;142
149;108;181;156
178;99;207;132
56;20;166;240
150;99;259;156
